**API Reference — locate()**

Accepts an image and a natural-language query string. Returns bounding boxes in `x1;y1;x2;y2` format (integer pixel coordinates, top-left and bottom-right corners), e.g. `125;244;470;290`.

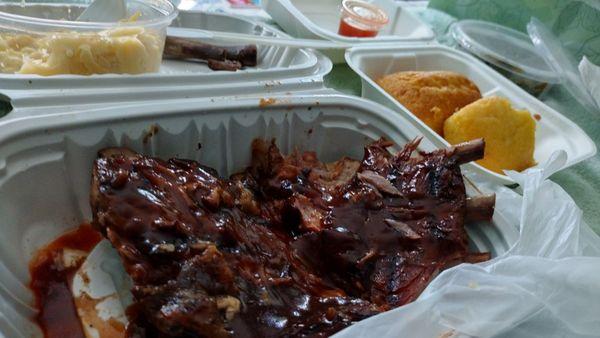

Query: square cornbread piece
444;96;536;174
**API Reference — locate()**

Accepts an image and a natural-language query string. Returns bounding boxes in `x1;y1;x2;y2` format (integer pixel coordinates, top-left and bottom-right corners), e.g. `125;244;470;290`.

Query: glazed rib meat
90;138;492;337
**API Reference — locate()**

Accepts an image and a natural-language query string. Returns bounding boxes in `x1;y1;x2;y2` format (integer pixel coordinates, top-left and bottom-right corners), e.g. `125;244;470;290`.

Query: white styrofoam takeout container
262;0;435;62
0;4;330;116
0;94;517;337
345;44;597;186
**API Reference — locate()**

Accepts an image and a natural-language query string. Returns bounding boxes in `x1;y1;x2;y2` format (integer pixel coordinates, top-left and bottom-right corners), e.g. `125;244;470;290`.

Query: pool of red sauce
338;18;379;37
29;223;102;338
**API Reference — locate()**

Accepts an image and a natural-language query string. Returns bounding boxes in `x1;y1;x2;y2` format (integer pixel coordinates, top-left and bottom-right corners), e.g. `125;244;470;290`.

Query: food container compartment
0;94;516;337
0;6;331;116
0;0;177;76
0;3;319;76
345;44;596;185
262;0;435;62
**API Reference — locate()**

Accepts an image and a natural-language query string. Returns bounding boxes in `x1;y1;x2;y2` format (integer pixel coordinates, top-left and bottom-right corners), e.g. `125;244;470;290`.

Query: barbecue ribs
90;138;492;337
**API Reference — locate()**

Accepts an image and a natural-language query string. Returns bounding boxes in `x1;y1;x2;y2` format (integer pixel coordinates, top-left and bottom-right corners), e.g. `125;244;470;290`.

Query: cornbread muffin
444;96;536;174
376;71;481;134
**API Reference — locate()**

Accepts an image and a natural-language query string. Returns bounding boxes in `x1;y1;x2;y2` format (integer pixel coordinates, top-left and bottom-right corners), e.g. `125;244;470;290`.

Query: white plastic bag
334;151;600;338
579;56;600;111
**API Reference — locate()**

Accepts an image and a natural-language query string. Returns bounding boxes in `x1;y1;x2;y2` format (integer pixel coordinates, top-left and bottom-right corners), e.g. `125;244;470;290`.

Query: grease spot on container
143;124;159;144
259;98;277;107
439;330;457;338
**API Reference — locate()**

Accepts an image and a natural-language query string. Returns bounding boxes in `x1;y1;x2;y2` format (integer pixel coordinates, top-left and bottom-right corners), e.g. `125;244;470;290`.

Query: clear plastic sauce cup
338;0;389;38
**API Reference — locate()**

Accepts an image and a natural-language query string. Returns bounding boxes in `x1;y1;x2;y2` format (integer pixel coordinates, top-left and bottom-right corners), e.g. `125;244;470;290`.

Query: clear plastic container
527;17;598;111
338;0;389;38
0;0;177;76
451;20;560;97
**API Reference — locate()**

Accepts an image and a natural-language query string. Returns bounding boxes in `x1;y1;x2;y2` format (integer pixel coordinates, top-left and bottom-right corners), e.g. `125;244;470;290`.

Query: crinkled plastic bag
334;151;600;338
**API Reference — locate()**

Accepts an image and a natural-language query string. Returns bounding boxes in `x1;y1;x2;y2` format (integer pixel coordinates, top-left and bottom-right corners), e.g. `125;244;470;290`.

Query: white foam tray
345;44;597;185
0;94;517;337
262;0;435;62
0;4;330;115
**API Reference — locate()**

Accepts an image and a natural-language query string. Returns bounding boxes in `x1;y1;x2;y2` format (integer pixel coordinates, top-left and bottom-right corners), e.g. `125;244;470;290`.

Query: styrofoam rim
0;94;425;149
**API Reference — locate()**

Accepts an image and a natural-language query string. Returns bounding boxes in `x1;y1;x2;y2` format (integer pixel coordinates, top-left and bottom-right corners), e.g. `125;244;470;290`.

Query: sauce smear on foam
29;223;102;338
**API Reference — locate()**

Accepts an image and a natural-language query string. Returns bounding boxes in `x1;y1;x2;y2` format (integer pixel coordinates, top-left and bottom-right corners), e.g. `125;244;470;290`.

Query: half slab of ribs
90;138;493;338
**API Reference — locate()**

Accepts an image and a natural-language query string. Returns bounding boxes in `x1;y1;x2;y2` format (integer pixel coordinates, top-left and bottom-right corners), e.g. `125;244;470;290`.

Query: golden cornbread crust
376;71;482;135
444;96;536;174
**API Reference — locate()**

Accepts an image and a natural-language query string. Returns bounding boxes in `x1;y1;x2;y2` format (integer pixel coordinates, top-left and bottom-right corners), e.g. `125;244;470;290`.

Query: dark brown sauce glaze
92;150;378;338
90;138;490;337
255;138;469;308
29;223;102;338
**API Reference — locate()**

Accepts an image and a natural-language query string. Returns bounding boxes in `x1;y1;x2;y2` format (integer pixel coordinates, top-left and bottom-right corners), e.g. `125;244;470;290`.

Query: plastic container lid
451;20;560;84
0;0;177;32
527;17;597;111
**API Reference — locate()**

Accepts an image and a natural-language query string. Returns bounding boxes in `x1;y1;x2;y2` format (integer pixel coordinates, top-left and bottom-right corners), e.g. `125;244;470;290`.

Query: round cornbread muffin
444;96;536;174
376;71;481;135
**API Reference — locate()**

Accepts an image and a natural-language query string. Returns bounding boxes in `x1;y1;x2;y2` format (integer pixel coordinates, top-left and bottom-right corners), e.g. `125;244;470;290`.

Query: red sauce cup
338;0;389;38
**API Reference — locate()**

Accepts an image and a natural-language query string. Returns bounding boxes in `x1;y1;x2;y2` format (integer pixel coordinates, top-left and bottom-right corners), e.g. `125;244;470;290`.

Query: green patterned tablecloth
428;0;600;65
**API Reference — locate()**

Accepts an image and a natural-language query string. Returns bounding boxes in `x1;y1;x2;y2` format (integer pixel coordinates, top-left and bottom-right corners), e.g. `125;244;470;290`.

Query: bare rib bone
357;171;403;197
384;219;421;240
448;138;485;165
465;194;496;222
164;36;257;71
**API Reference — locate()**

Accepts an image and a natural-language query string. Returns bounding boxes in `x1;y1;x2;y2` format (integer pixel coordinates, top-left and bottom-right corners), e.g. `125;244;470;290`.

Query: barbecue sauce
29;223;102;338
338;18;379;38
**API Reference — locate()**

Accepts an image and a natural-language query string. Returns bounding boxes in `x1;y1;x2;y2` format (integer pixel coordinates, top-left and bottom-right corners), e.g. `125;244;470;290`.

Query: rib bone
164;36;257;71
384;219;421;239
357;171;403;197
448;138;485;165
465;194;496;222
